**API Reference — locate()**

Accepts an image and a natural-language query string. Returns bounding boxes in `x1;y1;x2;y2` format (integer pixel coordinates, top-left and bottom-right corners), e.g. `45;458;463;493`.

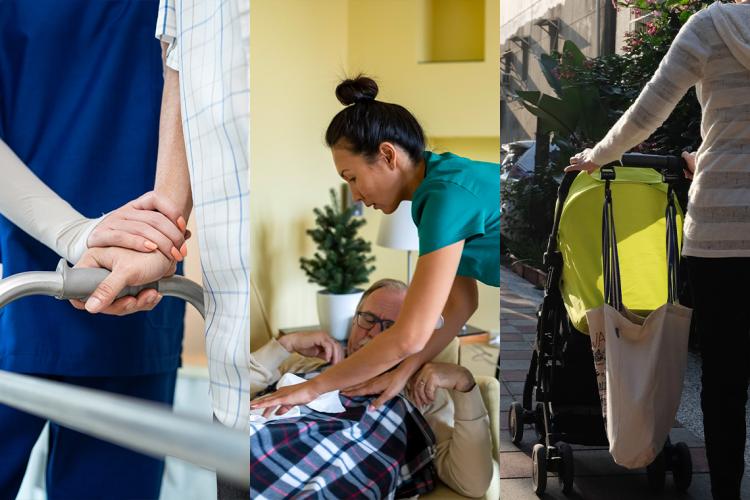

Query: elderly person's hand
70;247;176;315
682;151;696;180
564;148;600;174
277;331;345;365
87;191;189;262
408;362;475;407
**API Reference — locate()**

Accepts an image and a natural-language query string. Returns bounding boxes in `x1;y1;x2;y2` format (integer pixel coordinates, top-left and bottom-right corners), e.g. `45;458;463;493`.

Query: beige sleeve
588;12;710;166
249;340;291;398
250;339;329;398
420;385;494;498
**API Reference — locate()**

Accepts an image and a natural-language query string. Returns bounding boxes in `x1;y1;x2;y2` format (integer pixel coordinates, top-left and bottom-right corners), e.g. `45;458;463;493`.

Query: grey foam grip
57;260;158;300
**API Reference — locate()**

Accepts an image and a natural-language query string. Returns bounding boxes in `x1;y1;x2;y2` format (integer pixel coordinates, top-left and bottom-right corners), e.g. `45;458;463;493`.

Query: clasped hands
70;191;189;315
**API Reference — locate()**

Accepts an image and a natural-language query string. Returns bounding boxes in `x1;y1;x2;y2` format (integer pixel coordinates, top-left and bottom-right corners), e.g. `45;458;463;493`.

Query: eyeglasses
354;311;395;333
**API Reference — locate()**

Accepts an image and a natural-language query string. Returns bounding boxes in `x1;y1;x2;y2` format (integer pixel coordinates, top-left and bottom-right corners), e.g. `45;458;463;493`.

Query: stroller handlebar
604;153;687;179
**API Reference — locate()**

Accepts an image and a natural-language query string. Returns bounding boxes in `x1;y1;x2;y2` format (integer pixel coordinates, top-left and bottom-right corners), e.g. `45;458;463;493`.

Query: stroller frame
506;154;694;496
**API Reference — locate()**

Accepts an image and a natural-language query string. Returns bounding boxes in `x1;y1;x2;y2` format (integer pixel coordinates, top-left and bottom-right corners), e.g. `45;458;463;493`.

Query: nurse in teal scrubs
252;76;499;415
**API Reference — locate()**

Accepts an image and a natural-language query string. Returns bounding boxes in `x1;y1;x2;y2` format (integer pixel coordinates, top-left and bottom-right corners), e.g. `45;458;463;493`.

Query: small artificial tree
300;188;376;294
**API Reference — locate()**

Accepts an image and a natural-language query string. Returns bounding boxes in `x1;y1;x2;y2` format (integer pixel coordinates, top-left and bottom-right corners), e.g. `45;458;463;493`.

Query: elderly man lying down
250;279;494;499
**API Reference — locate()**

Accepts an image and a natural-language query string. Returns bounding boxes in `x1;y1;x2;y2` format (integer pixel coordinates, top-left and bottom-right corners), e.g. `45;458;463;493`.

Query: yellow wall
250;0;350;335
420;0;485;63
251;0;500;336
348;0;499;138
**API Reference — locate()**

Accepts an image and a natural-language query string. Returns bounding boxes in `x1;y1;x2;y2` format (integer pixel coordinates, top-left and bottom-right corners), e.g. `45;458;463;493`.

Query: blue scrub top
0;1;185;376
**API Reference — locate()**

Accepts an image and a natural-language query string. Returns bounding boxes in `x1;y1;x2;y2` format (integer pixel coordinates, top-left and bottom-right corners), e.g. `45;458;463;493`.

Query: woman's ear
379;142;398;169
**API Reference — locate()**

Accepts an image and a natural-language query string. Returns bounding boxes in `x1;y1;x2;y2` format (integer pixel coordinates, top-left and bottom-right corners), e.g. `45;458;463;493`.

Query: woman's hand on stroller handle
565;149;600;174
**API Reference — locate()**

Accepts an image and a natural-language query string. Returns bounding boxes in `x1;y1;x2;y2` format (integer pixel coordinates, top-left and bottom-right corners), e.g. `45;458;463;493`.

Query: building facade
501;0;637;143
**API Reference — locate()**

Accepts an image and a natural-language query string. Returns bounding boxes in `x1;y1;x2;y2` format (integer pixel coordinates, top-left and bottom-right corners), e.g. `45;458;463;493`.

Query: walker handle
57;260;158;301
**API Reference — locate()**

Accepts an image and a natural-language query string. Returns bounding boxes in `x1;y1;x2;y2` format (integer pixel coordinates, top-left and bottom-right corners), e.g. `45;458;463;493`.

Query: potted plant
300;188;376;341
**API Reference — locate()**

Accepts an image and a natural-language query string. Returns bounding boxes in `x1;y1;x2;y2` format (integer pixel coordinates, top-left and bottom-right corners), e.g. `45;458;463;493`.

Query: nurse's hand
250;381;322;418
564;148;600;174
342;361;417;410
70;247;176;315
87;191;189;262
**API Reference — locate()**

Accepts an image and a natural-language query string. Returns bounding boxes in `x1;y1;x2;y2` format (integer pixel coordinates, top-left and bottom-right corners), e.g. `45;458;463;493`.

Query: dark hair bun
335;76;378;106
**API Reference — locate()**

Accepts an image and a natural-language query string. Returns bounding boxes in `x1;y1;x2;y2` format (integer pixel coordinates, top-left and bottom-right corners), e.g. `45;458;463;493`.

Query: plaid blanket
250;374;437;499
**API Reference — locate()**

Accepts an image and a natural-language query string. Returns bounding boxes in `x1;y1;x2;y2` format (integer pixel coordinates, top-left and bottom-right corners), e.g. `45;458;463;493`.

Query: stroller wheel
672;442;692;491
534;402;546;440
556;441;575;495
532;443;548;496
509;402;524;446
647;449;666;494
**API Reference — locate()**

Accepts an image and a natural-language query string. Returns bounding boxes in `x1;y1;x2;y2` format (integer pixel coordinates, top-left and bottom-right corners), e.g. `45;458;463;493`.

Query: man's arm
150;42;192;221
414;364;494;498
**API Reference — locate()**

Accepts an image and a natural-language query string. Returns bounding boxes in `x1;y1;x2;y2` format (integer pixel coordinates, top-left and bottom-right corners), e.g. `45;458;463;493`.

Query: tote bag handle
601;173;681;311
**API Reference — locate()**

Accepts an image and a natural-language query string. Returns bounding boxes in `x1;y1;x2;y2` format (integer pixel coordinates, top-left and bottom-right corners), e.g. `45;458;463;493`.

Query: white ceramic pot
316;290;364;341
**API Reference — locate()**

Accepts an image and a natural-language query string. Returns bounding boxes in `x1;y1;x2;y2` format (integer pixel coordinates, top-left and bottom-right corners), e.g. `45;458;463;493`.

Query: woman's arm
581;13;710;168
342;276;478;408
250;240;464;412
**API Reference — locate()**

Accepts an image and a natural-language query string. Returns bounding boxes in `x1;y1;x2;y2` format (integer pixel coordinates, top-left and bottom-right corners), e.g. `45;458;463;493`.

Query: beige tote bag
587;176;691;469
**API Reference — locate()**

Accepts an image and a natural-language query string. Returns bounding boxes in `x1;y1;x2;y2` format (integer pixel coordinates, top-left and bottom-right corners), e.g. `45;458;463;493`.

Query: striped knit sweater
587;2;750;258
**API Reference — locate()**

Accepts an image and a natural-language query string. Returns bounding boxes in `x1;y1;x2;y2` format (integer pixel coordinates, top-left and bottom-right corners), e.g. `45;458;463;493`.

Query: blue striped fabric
156;0;251;430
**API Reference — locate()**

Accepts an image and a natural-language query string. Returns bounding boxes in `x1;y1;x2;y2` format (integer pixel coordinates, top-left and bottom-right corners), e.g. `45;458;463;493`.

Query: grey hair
356;278;407;311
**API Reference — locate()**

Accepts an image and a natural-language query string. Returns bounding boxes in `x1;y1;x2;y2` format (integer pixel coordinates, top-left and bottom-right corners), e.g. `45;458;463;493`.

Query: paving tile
499;478;585;500
669;428;705;448
502;369;528;382
502;341;533;351
501;333;524;342
499;450;534;479
505;381;526;396
500;359;533;371
499;350;533;360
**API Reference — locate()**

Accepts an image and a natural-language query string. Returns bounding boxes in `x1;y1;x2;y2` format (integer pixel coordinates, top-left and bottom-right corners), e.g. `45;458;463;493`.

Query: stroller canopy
558;167;683;334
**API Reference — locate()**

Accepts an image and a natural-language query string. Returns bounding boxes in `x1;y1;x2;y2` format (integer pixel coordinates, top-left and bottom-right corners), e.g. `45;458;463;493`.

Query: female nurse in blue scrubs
252;76;499;415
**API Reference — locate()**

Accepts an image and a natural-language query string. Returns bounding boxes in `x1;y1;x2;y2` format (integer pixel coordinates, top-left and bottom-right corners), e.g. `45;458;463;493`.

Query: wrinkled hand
341;362;416;410
681;151;696;180
277;331;345;365
87;191;189;261
70;247;176;315
564;148;600;174
408;362;475;407
250;381;322;418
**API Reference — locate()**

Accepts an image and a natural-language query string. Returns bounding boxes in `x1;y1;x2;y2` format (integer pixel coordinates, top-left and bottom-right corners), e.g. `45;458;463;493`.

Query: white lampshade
376;201;419;251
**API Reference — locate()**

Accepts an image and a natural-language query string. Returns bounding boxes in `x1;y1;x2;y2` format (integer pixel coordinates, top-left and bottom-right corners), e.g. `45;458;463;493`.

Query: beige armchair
249;281;500;499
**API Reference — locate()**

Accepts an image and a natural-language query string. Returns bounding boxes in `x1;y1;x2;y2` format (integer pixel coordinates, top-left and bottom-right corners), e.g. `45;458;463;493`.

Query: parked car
501;140;560;183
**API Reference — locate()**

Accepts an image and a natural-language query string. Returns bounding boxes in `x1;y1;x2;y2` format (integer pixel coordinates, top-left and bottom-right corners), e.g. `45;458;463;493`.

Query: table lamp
376;200;419;284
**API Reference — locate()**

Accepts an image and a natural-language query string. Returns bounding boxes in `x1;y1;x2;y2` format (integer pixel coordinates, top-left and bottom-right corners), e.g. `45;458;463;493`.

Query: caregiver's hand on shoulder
250;380;322;418
277;331;345;365
70;247;176;315
682;151;696;180
409;362;475;407
341;361;416;410
564;148;600;174
87;191;189;262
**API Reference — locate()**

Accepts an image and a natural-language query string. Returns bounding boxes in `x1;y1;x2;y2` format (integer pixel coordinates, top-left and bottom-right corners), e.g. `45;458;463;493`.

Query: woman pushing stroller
566;2;750;498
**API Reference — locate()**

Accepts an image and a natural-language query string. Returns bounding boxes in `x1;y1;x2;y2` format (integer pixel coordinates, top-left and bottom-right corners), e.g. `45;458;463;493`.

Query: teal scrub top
411;151;500;287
